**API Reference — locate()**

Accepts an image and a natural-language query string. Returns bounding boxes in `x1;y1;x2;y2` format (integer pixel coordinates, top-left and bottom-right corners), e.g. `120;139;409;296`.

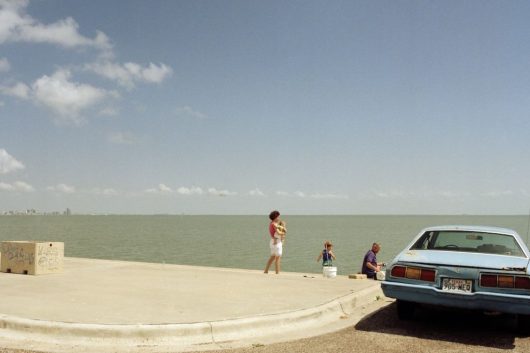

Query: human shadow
355;302;520;349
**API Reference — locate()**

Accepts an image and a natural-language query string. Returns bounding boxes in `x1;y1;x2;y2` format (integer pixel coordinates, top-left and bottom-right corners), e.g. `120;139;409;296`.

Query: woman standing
264;210;285;274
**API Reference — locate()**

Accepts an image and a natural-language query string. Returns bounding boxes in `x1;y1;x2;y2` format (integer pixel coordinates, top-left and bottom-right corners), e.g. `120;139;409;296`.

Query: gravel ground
1;303;530;353
214;303;530;353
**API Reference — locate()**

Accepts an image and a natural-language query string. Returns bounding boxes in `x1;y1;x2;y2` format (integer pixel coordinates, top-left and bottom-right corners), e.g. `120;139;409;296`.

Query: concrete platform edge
0;284;383;352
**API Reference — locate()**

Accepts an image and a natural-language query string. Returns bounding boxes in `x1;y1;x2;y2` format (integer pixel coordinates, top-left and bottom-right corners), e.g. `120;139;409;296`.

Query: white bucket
376;271;386;281
323;266;337;278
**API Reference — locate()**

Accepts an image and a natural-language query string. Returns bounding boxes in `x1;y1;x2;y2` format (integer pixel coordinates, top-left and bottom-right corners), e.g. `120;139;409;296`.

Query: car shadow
355;302;520;349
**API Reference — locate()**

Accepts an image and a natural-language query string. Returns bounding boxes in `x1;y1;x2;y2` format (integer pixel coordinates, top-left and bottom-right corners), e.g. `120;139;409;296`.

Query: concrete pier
0;257;385;352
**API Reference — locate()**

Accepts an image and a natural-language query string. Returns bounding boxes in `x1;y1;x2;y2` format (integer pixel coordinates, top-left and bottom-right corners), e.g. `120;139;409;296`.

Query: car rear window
410;230;526;257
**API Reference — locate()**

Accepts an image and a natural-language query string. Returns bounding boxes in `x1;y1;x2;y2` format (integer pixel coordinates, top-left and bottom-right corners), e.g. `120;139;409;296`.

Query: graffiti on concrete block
1;243;35;265
37;245;62;270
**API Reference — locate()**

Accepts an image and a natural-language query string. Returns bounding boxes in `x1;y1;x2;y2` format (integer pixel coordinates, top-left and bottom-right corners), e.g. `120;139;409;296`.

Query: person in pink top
264;210;286;274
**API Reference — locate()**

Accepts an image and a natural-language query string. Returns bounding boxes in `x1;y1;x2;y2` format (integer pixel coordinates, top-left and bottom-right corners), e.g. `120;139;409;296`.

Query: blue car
381;225;530;330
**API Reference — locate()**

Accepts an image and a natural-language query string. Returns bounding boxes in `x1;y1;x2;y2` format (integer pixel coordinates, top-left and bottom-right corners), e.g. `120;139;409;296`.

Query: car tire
396;300;415;320
517;314;530;335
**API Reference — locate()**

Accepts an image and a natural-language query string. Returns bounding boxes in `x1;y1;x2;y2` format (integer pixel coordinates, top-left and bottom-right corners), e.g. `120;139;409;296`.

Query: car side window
410;231;434;250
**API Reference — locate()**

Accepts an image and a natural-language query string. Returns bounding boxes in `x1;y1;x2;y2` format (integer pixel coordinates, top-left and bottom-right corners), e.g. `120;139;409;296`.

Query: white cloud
91;187;118;196
0;180;33;192
145;183;173;194
158;183;173;193
0;57;9;72
0;81;29;99
177;186;204;195
31;69;115;124
86;61;172;89
365;189;473;200
274;190;348;199
482;190;513;198
12;180;33;192
249;188;265;197
174;106;208;120
47;183;76;194
0;70;117;124
309;193;349;199
0;148;24;174
108;131;137;145
294;191;306;198
208;187;237;197
0;0;111;51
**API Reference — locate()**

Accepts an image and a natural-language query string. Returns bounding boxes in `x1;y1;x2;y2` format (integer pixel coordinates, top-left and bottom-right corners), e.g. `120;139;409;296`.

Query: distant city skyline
1;0;530;215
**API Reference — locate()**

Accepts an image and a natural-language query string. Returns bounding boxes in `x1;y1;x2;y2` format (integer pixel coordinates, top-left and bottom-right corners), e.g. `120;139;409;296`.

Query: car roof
420;225;518;236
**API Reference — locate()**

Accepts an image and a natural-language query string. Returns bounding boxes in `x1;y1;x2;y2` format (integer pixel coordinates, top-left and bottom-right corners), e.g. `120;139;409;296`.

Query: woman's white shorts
269;238;283;256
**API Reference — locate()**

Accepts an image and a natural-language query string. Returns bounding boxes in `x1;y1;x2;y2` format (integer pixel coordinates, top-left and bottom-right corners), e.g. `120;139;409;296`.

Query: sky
1;0;530;215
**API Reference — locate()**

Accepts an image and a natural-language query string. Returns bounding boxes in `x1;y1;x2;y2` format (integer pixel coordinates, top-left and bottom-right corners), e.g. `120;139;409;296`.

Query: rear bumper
382;281;530;315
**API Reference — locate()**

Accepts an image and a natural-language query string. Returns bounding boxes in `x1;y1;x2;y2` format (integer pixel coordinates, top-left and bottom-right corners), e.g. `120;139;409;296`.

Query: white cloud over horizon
145;183;173;194
274;190;348;199
47;183;76;194
0;180;33;192
208;188;237;197
0;1;172;126
0;70;118;124
144;184;237;197
177;186;204;195
0;81;29;99
248;188;265;197
31;69;116;123
0;148;24;174
86;61;173;89
362;189;525;200
0;0;111;51
174;106;208;120
91;187;118;196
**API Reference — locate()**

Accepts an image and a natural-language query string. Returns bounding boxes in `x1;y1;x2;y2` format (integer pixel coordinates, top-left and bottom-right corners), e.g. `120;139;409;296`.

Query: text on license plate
442;278;472;293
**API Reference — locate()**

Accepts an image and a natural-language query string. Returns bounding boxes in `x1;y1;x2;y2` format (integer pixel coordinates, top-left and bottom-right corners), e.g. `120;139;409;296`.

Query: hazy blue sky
1;0;530;215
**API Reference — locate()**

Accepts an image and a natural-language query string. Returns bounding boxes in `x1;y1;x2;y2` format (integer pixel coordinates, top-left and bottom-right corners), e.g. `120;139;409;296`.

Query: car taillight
390;265;435;282
480;274;530;289
515;276;530;289
480;274;497;287
391;266;406;278
420;269;436;282
405;267;421;280
498;275;514;288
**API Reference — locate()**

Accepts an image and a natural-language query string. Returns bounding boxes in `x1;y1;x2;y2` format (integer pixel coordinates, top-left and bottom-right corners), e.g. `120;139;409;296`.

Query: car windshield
410;230;526;257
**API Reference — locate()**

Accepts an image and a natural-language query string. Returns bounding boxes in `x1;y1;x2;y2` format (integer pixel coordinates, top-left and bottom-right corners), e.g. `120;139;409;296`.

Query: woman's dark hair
269;210;280;220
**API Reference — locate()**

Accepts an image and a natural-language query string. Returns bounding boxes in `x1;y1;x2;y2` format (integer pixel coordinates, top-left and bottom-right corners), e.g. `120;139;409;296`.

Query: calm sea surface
1;215;529;275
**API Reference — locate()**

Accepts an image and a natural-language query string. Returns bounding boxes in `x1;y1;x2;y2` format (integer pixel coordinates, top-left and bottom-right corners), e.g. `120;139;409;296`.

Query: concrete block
348;273;367;279
0;241;64;275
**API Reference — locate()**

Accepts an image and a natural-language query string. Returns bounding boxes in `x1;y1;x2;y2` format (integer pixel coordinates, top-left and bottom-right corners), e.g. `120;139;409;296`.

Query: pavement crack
339;301;348;316
209;322;217;345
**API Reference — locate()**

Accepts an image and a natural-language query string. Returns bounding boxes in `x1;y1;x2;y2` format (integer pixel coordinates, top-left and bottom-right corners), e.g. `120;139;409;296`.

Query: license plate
442;278;472;293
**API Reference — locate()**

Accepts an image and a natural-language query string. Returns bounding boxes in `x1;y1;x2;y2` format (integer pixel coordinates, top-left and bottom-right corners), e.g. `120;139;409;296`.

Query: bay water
1;215;529;275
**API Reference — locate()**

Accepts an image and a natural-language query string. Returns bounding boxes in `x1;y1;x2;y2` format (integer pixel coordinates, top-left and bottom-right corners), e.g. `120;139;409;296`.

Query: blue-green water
1;215;529;274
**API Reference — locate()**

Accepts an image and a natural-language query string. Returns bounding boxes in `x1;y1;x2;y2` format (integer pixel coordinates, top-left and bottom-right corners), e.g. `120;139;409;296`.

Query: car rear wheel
517;314;530;335
396;300;415;320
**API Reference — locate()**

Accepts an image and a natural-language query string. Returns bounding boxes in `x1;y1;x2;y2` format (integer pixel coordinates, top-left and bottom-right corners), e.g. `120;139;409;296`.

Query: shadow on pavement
355;302;519;349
